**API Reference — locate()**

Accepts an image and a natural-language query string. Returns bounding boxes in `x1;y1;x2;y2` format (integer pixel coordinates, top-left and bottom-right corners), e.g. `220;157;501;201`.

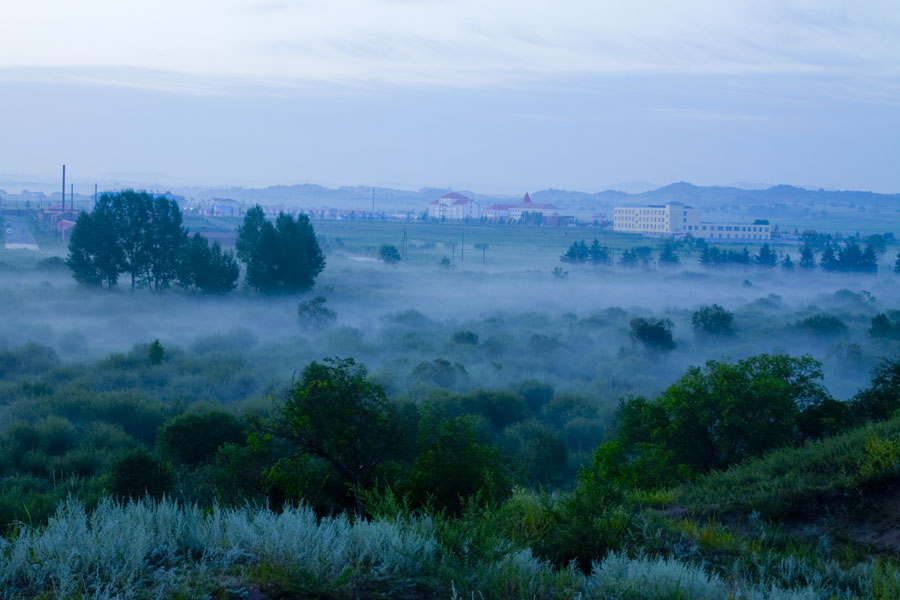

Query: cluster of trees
698;242;778;268
585;354;900;491
67;193;325;294
562;236;895;275
796;241;880;273
67;191;237;292
235;206;325;293
561;239;611;264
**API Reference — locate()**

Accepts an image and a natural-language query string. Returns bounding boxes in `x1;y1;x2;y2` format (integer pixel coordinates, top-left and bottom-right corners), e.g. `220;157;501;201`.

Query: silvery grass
0;497;436;599
0;498;887;599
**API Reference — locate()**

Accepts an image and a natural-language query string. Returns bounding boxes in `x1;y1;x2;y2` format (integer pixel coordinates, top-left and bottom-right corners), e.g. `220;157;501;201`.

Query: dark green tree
618;248;639;267
147;339;165;365
236;206;325;294
379;243;401;264
691;304;734;337
799;244;817;269
156;411;245;467
781;253;794;270
754;243;777;267
146;196;187;290
894;249;900;274
66;196;124;288
588;239;610;264
629;317;676;353
177;234;239;294
859;245;879;273
820;244;839;271
263;358;409;514
562;240;589;263
119;190;152;290
107;448;175;500
658;243;680;266
852;358;900;422
404;411;511;514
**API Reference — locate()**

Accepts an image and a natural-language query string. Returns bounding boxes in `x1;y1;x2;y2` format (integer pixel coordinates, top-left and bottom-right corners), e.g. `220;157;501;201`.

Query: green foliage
658;243;680;266
754;243;778;267
853;358;900;422
404;412;512;514
799;244;816;269
67;190;189;290
677;416;900;519
781;253;794;269
629;317;676;353
146;339;165;366
107;448;175;500
378;243;402;263
65;196;125;287
236;205;325;294
263;357;410;513
591;354;835;489
691;304;734;337
156;411;245;467
176;233;239;293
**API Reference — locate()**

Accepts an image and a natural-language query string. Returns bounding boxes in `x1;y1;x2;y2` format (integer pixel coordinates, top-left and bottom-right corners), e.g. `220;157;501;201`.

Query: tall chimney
71;183;74;212
61;164;66;210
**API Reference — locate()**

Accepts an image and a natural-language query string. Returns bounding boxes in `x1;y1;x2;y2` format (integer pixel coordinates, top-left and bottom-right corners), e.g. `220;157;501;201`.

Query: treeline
66;192;325;293
562;237;895;274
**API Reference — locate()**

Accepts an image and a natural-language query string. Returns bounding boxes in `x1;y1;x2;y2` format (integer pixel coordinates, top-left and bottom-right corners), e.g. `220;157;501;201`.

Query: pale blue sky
1;0;898;192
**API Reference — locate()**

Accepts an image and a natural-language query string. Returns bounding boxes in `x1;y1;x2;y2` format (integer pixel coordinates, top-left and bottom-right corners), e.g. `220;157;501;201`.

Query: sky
0;0;898;193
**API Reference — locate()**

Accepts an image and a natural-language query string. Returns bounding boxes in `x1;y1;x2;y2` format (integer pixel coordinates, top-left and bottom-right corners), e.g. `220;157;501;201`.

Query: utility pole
461;230;465;263
94;183;98;206
61;164;65;210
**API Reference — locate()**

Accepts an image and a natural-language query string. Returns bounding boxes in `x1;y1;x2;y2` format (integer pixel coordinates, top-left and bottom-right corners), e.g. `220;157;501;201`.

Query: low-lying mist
1;252;897;404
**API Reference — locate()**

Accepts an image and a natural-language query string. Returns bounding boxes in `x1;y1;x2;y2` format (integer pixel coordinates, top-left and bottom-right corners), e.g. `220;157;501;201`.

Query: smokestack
71;183;74;212
61;164;66;210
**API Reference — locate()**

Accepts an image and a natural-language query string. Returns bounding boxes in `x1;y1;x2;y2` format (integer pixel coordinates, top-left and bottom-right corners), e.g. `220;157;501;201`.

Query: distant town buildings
434;192;574;226
613;202;771;242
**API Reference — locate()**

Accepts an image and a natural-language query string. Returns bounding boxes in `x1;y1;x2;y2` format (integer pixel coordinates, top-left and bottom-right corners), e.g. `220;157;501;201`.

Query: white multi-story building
427;192;480;220
613;202;770;242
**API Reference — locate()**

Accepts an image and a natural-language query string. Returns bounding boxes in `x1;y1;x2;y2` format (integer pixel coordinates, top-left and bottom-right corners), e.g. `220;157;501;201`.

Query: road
2;213;40;250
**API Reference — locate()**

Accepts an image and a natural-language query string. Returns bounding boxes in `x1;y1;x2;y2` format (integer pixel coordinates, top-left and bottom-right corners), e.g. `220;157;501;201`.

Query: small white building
427;192;480;220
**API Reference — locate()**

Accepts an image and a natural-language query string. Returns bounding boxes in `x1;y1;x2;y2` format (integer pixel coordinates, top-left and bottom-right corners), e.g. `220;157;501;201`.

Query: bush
629;317;676;354
691;304;734;337
107;448;175;500
451;330;479;345
297;296;337;328
796;313;847;337
156;411;245;467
